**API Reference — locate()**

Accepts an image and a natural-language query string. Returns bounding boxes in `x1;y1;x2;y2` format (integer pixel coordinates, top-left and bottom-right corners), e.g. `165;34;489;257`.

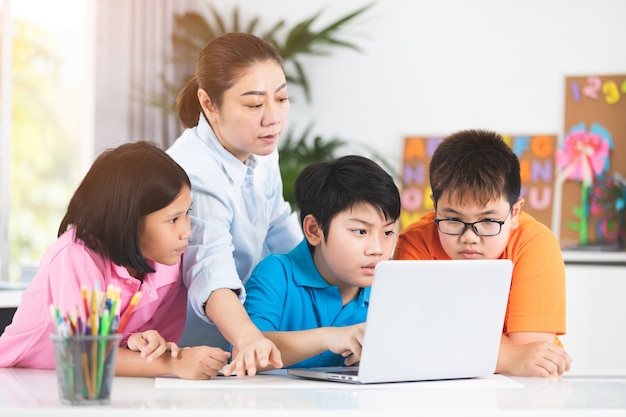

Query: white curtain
94;0;200;153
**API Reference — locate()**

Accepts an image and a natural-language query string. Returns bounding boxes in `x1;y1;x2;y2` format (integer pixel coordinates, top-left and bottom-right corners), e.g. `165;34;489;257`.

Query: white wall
225;0;626;170
561;264;626;375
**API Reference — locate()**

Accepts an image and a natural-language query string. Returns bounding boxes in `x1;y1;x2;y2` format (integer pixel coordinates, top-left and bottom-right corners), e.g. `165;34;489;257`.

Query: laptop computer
287;259;513;384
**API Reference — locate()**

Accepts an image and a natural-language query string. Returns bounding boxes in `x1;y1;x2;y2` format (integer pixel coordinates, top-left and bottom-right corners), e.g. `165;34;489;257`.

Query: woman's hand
223;334;283;377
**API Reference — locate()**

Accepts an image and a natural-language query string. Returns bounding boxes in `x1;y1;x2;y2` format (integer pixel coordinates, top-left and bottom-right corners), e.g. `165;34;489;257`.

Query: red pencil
116;291;142;333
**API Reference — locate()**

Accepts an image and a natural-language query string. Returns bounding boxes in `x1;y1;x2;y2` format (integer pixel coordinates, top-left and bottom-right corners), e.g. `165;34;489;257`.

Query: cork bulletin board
555;74;626;248
399;135;557;232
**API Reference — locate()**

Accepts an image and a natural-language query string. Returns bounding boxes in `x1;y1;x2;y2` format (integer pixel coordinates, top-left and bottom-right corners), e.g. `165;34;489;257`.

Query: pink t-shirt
0;229;186;369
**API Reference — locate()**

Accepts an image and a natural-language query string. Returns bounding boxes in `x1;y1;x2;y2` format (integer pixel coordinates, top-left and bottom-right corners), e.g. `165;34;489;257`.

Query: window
0;0;92;284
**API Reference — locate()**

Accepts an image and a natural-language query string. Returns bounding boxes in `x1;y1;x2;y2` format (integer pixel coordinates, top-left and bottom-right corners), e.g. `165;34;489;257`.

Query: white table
0;289;22;309
1;368;625;417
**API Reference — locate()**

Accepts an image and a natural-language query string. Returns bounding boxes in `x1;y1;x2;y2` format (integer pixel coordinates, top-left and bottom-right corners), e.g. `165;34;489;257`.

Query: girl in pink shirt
0;141;230;379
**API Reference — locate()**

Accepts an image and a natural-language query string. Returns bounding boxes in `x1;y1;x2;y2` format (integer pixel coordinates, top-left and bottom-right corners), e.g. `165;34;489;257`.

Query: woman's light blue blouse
167;115;303;322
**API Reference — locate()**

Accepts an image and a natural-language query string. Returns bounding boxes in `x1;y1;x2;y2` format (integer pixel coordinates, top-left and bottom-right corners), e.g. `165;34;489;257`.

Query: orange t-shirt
393;211;566;336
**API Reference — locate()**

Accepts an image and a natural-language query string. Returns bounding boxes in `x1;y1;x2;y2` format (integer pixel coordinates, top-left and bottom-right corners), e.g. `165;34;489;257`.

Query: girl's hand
126;329;179;362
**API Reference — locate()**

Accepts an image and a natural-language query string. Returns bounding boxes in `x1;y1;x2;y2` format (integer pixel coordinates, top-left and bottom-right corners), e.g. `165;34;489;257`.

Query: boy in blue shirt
244;155;401;368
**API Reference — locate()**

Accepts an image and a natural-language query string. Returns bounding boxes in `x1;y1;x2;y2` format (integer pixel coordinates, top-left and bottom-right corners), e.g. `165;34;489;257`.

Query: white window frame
0;0;95;284
1;0;13;283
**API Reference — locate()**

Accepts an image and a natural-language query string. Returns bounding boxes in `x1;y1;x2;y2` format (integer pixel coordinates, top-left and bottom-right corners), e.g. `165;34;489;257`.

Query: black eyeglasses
434;210;512;236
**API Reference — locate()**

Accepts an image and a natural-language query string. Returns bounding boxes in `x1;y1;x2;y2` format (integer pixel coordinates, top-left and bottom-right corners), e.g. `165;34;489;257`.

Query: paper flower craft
555;122;613;246
555;122;612;186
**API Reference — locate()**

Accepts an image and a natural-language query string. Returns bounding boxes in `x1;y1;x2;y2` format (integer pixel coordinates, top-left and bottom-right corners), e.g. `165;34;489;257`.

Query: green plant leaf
278;3;373;60
210;3;229;34
290;60;310;102
279;123;347;208
261;20;286;45
245;16;261;34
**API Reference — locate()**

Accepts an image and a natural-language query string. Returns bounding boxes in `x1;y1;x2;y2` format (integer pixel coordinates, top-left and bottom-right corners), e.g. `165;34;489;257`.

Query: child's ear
510;198;525;229
302;214;323;246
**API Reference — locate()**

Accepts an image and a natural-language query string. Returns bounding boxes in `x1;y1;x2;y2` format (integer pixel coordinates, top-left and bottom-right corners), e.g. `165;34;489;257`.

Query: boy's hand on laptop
497;335;572;377
325;323;365;366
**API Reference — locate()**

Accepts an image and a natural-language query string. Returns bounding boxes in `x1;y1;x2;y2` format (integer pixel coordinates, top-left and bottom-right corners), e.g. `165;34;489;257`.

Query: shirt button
126;280;133;286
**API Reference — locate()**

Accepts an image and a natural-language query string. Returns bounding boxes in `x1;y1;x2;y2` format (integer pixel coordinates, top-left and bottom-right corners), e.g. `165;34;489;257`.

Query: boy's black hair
294;155;400;241
429;129;521;207
58;141;191;276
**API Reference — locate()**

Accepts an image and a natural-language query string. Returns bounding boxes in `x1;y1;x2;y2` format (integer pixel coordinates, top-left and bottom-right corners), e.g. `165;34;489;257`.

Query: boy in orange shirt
394;129;572;377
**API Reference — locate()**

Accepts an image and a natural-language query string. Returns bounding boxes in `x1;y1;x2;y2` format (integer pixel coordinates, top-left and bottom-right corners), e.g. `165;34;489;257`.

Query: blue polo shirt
244;238;370;368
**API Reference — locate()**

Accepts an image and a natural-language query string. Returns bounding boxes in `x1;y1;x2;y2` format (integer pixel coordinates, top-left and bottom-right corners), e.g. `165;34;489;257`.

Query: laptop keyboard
334;369;359;376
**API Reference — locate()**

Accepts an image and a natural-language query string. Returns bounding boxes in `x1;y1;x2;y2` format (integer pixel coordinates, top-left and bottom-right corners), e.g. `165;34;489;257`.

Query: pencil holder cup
51;333;122;405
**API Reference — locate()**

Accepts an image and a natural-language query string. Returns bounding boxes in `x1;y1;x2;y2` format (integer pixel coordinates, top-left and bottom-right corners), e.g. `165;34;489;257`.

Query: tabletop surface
1;368;626;417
